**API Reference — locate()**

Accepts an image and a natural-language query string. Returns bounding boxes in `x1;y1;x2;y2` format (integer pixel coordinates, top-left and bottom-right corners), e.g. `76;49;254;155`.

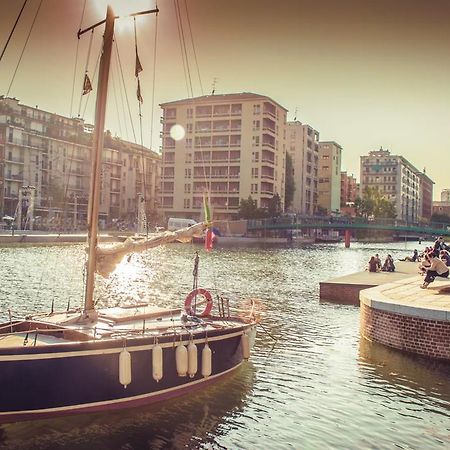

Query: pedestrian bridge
247;216;450;237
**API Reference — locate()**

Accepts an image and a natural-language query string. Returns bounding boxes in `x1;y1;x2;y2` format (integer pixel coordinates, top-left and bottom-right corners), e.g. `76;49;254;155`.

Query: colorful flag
82;73;92;95
203;193;213;251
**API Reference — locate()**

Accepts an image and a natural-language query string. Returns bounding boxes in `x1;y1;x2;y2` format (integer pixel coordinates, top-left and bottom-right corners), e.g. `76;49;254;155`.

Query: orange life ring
184;288;213;317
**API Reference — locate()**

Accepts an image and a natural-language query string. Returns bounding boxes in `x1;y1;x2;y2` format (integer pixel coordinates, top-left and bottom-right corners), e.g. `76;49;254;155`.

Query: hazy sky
1;0;449;199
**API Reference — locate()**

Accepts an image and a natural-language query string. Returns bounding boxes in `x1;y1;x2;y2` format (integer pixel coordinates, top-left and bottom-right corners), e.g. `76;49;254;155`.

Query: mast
84;6;115;315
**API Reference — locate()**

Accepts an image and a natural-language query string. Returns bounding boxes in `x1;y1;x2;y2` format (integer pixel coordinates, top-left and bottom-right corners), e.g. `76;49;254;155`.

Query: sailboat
0;7;258;423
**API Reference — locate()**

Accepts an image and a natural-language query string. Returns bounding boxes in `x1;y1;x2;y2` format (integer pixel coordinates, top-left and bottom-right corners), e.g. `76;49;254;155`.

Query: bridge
247;216;450;239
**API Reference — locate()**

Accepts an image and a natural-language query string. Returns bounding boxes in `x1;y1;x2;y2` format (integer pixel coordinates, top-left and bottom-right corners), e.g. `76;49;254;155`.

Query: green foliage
267;193;282;218
238;195;282;219
284;153;295;210
354;187;396;219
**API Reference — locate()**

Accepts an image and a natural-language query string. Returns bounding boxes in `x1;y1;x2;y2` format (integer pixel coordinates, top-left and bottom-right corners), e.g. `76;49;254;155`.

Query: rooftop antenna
211;77;217;95
293;106;298;121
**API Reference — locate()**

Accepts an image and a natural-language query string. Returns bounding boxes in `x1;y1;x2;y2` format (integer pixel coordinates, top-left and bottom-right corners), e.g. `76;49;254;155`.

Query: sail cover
95;222;206;277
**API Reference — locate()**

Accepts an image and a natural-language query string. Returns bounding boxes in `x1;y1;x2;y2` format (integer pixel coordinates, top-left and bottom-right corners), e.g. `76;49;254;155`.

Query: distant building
317;141;342;215
159;93;287;220
340;171;357;206
0;97;160;229
441;189;450;202
432;201;450;219
286;121;319;215
416;171;434;221
360;147;433;222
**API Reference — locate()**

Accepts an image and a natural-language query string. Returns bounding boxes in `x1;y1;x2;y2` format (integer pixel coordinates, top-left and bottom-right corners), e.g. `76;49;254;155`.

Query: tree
267;194;282;218
355;187;396;219
284;153;295;210
238;196;261;219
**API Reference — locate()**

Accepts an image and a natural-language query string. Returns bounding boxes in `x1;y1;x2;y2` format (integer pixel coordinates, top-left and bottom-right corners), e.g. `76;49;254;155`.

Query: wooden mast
84;6;115;316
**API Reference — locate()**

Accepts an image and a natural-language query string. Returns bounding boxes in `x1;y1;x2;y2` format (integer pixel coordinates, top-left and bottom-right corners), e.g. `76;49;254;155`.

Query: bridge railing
247;215;450;233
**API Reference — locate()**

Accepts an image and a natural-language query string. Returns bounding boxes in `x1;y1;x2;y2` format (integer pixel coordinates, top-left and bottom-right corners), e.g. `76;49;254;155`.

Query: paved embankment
319;261;420;304
360;277;450;361
0;232;124;245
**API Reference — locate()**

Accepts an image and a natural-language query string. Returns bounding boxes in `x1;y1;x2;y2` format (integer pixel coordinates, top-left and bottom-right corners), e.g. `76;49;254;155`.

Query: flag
137;78;143;103
135;51;143;77
82;73;92;95
203;193;214;251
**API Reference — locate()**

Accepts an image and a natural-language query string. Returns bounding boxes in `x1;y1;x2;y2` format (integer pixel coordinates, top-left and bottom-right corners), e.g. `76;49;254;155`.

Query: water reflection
0;364;256;450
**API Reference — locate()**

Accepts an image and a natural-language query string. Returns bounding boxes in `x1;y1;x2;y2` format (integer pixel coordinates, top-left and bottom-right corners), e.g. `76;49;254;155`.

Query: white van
167;217;197;231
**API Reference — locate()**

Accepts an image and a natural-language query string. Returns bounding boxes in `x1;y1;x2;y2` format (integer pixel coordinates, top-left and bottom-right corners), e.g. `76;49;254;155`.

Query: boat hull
0;326;253;423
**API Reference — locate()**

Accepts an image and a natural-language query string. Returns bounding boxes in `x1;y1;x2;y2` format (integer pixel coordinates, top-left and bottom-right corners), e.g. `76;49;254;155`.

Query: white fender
152;343;163;382
119;349;132;388
187;341;198;378
175;343;188;377
241;332;250;360
201;342;212;378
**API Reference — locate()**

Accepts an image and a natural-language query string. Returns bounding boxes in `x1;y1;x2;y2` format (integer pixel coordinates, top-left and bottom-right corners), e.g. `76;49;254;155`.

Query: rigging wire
6;0;44;97
182;0;203;95
113;44;129;142
81;49;101;119
110;62;123;138
174;0;192;98
134;16;148;236
0;0;28;63
69;0;87;117
77;29;94;118
148;5;159;153
114;35;137;143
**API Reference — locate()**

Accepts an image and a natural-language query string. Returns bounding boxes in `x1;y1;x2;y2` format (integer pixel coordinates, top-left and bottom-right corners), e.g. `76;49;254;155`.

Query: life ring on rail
184;288;213;317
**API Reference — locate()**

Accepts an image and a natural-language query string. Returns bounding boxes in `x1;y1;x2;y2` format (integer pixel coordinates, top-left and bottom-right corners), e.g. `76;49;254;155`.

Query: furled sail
95;222;206;277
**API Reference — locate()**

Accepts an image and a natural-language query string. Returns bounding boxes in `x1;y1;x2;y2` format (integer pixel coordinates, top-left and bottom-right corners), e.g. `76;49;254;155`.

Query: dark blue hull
0;327;250;423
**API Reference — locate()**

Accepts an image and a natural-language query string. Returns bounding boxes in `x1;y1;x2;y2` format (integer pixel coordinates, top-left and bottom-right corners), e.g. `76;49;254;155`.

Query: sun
92;1;156;33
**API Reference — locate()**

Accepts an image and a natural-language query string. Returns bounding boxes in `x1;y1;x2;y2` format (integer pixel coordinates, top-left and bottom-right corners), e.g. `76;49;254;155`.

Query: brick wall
320;283;375;305
360;303;450;361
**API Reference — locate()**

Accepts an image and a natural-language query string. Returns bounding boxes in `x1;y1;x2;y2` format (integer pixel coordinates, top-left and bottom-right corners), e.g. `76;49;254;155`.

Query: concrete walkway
319;261;421;304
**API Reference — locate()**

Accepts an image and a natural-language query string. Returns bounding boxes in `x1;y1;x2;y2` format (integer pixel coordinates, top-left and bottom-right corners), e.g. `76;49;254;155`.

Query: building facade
0;97;160;229
317;141;342;215
159;93;287;221
360;148;433;222
416;171;434;221
286;121;319;215
340;171;357;206
441;189;450;202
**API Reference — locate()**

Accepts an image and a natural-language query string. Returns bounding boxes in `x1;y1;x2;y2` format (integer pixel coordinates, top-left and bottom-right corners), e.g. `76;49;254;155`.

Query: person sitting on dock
440;250;450;266
368;256;379;272
432;236;450;257
400;249;418;262
375;254;382;271
381;254;395;272
421;254;450;288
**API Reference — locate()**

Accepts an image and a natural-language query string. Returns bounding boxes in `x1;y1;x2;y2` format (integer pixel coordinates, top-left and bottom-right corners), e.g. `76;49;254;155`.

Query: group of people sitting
418;236;450;289
368;253;395;272
367;236;450;288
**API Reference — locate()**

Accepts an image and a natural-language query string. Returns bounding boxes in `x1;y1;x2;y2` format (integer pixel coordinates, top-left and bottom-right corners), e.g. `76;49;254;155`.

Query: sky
1;0;449;199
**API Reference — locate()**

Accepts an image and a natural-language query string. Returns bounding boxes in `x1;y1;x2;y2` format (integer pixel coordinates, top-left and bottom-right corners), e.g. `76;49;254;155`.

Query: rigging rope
148;6;159;153
77;29;94;118
0;0;28;63
69;0;87;117
114;36;137;143
182;0;203;95
6;0;44;97
174;0;193;98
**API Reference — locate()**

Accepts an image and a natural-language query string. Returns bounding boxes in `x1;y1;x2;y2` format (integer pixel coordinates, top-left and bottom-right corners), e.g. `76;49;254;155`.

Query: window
253;120;260;130
252;168;259;178
253;104;261;114
252;136;260;147
184;198;190;208
186;138;192;149
186;123;193;133
185;168;191;178
252;151;259;163
184;183;191;193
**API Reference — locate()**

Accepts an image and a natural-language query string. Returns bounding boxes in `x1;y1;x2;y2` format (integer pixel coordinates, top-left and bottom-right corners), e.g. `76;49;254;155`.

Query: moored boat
0;6;258;424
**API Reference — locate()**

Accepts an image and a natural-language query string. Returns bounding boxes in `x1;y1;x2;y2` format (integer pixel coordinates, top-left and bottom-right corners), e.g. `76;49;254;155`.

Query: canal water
0;241;449;449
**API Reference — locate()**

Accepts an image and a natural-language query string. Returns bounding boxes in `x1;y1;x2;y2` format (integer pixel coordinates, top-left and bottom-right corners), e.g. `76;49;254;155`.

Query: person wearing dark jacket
421;254;450;288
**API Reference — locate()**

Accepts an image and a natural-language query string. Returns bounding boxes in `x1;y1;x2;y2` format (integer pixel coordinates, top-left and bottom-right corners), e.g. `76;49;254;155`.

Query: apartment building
416;171;434;220
317;141;342;215
0;97;160;229
286;121;319;215
340;171;357;206
441;189;450;202
159;93;287;220
360;147;433;222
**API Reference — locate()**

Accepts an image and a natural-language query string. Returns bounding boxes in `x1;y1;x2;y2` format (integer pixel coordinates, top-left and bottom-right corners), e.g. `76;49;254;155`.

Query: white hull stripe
0;329;247;362
0;362;242;418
